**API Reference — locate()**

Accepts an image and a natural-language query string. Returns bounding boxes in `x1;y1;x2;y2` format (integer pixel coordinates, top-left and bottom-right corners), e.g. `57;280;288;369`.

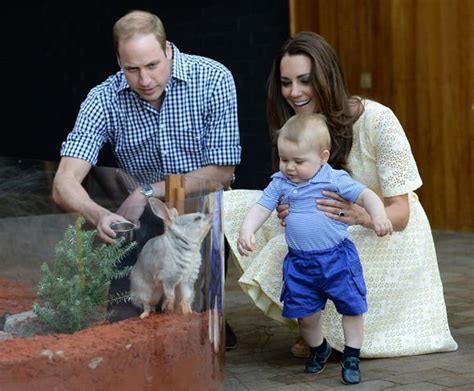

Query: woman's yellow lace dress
224;99;458;357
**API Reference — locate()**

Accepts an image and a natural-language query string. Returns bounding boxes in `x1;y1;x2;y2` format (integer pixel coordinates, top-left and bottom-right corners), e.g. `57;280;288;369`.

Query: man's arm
52;156;127;243
184;164;235;189
53;157;104;224
125;164;234;200
115;164;235;223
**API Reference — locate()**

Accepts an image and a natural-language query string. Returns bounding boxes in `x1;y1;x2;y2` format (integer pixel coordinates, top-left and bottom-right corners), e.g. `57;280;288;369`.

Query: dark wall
2;1;289;190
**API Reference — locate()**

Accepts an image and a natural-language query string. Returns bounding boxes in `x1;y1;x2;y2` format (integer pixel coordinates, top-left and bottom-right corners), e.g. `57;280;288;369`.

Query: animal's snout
193;214;212;224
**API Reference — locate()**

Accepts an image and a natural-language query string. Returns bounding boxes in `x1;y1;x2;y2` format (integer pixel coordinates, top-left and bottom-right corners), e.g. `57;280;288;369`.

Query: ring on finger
337;209;346;217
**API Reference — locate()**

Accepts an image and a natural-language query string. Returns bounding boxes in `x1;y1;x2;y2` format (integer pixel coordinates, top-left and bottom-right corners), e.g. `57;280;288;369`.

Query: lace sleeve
373;105;423;196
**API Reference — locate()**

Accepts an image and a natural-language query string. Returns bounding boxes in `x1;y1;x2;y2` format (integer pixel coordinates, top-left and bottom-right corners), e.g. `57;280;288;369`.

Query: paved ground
224;230;474;390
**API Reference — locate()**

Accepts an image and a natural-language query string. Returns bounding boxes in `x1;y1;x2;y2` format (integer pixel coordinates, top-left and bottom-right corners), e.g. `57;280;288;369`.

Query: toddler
238;113;392;385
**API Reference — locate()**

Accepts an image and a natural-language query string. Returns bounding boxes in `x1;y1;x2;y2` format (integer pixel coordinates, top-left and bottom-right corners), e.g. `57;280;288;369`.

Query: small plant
33;215;136;334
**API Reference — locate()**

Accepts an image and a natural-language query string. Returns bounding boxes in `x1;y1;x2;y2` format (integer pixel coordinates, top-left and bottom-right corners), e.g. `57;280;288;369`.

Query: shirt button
293;190;298;193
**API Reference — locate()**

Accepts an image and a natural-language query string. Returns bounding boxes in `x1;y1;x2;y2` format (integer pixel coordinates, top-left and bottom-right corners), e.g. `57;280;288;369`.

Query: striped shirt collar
272;163;334;185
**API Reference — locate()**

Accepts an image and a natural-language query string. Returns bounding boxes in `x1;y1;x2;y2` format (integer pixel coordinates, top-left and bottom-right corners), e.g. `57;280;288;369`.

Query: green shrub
33;215;136;334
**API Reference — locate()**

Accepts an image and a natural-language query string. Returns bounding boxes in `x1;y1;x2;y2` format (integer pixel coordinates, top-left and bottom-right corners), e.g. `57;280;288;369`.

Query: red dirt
0;280;224;391
0;280;36;315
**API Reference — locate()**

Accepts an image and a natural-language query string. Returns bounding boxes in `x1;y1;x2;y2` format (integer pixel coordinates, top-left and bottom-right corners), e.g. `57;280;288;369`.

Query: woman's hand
316;190;371;227
276;203;289;227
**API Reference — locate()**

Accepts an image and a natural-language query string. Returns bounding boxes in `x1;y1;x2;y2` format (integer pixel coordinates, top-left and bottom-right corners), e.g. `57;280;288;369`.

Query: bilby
130;197;212;318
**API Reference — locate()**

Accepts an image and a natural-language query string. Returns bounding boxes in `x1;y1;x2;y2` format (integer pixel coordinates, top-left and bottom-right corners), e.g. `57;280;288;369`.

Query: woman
224;32;457;358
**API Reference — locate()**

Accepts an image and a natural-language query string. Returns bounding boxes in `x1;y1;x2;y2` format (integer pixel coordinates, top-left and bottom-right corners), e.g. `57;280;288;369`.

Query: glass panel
0;157;224;390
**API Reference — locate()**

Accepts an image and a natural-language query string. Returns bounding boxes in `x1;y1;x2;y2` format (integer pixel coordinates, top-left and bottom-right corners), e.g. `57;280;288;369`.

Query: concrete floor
224;230;474;390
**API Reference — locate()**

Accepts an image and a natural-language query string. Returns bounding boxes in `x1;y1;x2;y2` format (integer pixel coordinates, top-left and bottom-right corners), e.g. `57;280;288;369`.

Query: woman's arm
382;194;410;230
316;191;409;231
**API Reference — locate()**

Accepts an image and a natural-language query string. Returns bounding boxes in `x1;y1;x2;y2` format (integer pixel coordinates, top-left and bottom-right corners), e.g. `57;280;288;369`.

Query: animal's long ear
169;208;179;220
148;198;173;226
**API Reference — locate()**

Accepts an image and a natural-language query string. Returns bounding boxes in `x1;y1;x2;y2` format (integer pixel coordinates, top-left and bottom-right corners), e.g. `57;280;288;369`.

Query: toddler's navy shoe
341;356;361;384
304;343;332;374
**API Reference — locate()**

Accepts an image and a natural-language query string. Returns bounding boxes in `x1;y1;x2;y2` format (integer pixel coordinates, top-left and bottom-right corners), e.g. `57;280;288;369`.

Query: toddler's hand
372;216;393;237
237;232;256;256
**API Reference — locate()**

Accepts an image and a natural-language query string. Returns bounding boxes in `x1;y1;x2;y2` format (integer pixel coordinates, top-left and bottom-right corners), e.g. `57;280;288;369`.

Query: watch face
141;184;153;197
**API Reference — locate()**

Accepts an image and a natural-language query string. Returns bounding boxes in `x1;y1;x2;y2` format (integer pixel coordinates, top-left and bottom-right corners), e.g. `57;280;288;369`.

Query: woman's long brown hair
267;31;362;172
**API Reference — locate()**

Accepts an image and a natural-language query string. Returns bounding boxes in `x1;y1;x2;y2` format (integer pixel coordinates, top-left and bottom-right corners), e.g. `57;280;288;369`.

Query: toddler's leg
341;314;363;385
299;312;332;374
298;311;323;347
342;314;363;348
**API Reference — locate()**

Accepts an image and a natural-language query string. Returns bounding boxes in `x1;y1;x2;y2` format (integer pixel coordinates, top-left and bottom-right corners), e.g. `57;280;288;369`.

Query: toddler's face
278;138;325;184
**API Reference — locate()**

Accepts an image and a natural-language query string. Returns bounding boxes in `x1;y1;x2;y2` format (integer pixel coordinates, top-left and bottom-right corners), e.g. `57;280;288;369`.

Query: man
52;10;240;349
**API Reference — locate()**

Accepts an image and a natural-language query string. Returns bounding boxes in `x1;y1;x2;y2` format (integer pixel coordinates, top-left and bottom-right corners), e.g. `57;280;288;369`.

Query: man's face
117;33;172;109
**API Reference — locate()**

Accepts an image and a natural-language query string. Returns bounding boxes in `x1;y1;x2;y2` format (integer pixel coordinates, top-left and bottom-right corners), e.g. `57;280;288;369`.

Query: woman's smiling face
280;54;318;114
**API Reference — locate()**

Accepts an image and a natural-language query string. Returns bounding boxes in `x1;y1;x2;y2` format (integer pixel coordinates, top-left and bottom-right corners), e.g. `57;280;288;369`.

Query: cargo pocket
349;259;367;296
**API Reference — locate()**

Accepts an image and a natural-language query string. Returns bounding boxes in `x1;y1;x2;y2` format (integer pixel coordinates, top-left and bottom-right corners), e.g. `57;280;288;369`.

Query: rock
0;331;12;341
0;311;12;330
3;310;55;337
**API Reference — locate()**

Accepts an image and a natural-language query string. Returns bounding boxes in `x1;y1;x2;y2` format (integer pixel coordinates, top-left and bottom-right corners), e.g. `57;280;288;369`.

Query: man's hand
116;189;148;226
95;189;148;244
96;211;133;244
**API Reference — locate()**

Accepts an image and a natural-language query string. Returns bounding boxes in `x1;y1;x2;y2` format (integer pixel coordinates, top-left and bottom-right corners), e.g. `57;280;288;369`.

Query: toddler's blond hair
277;113;331;152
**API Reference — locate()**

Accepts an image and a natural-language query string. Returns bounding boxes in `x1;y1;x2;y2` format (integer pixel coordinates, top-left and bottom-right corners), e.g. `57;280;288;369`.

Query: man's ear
165;41;172;58
320;149;330;163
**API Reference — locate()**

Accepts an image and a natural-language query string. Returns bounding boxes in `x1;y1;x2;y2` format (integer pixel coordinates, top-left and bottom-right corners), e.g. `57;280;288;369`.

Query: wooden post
165;175;185;214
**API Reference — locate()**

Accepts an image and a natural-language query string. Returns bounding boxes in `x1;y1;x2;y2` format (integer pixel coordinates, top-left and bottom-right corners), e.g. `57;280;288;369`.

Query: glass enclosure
0;157;225;390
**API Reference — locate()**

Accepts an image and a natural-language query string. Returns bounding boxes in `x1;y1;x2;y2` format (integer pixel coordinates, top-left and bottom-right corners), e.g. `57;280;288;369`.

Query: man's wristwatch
139;184;154;198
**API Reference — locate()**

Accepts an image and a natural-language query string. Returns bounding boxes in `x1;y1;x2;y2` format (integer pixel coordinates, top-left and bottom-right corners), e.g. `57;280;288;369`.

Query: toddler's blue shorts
280;238;367;319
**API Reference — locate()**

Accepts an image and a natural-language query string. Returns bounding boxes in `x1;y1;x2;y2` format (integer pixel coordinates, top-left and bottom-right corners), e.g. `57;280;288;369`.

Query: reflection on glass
0;157;225;390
